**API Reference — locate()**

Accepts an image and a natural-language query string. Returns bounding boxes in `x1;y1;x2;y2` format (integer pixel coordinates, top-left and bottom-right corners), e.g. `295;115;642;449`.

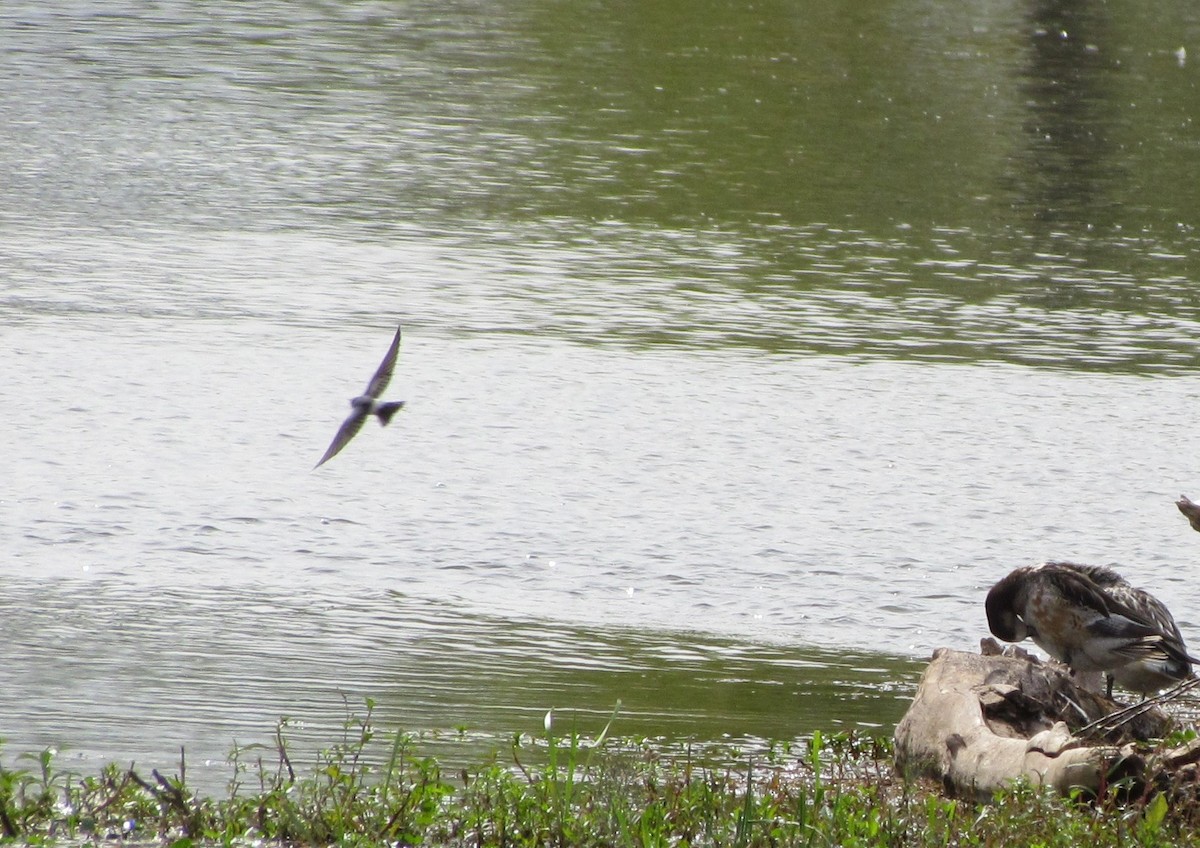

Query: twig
1078;676;1200;737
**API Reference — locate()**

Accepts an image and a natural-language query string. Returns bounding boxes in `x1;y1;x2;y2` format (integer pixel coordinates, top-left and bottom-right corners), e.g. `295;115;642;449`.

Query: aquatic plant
1;702;1199;846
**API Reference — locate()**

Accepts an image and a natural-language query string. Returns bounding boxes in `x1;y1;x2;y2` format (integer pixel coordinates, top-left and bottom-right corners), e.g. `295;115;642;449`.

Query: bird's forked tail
375;401;405;425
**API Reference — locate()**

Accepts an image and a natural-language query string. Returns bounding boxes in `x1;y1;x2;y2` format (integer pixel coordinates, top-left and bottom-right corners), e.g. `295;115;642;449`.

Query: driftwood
892;642;1182;799
895;499;1200;799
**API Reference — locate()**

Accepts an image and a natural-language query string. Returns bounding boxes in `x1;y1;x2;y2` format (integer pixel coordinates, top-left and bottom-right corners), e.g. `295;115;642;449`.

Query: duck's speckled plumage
985;561;1193;696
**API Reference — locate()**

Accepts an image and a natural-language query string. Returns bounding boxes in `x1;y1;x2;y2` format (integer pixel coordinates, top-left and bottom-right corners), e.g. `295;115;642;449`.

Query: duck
1177;494;1200;533
985;561;1194;698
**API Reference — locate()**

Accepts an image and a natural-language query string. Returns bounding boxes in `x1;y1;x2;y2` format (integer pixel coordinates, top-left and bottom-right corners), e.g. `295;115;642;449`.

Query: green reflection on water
9;0;1200;371
371;597;923;759
396;0;1200;370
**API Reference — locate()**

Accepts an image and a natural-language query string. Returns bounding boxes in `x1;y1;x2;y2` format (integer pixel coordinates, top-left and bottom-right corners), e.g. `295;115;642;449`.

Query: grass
1;699;1199;846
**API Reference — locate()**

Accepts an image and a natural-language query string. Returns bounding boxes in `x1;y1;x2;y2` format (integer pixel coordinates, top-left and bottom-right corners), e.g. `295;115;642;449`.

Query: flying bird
985;561;1194;698
314;324;406;469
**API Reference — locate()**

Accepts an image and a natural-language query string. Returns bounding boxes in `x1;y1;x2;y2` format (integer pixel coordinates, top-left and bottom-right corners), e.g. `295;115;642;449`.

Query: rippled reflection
6;227;1200;372
3;1;1200;372
0;581;920;793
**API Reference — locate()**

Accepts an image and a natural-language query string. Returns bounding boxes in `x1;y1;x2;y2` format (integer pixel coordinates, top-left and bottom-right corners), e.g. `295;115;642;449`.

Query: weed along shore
4;698;1200;847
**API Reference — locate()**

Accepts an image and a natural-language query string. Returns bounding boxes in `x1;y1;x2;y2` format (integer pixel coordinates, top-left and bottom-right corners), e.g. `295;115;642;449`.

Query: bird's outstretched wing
314;410;368;469
365;325;402;398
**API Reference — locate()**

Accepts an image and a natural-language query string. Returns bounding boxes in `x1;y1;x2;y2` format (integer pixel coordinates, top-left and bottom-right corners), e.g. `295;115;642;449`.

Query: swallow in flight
314;324;406;469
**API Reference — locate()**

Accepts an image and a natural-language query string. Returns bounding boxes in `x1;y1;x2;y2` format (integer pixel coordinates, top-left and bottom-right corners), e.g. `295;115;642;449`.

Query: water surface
4;0;1200;791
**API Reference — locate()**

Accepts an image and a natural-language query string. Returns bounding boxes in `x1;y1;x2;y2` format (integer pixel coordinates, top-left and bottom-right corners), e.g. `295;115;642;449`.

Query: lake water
4;0;1200;792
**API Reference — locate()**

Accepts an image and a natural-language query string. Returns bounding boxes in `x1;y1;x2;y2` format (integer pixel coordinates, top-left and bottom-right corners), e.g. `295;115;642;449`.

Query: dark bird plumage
1177;494;1200;533
985;561;1194;697
314;325;406;469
